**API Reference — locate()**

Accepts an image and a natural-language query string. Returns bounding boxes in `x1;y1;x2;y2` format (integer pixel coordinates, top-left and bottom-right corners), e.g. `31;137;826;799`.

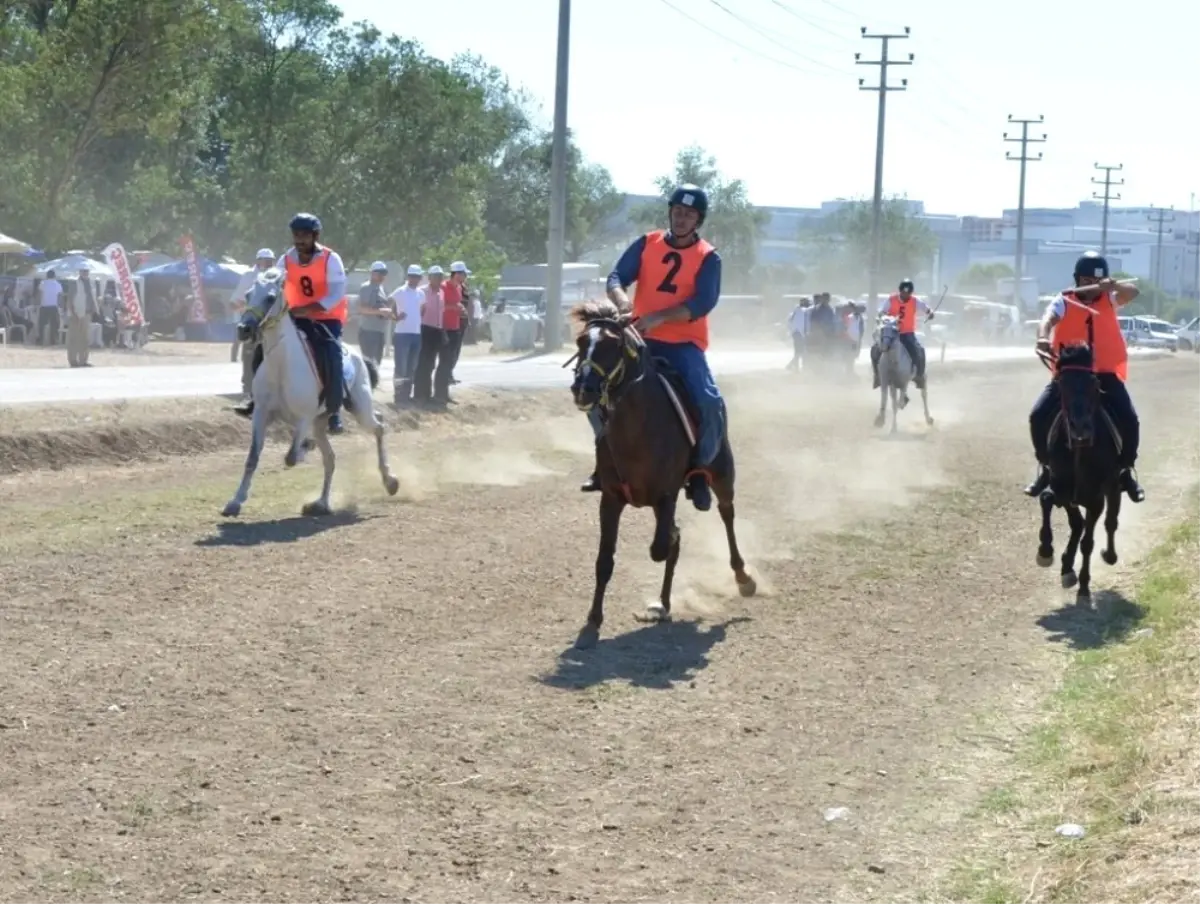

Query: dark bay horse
1036;342;1123;604
567;300;756;649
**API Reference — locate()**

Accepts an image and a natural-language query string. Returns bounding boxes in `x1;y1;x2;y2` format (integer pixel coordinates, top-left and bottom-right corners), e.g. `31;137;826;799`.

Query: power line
656;0;836;78
1147;205;1175;314
1090;163;1124;257
1004;115;1046;309
706;0;845;74
857;26;911;308
761;0;854;42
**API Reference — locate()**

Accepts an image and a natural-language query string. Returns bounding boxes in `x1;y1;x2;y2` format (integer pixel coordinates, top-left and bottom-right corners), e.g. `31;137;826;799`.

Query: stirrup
580;472;601;492
1024;466;1050;497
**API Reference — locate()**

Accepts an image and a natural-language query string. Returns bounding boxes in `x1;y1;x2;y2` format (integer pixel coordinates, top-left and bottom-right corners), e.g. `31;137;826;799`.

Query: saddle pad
656;373;698;448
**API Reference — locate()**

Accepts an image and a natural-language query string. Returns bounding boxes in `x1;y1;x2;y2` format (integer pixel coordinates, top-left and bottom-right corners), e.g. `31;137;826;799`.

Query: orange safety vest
632;229;715;350
284;247;348;324
1052;290;1128;381
884;293;919;333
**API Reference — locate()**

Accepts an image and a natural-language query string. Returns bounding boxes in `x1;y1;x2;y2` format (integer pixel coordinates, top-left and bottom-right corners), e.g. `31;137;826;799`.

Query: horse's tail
364;356;380;390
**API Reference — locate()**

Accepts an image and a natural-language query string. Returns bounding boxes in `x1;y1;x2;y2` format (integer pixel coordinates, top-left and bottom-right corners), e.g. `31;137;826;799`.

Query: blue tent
136;256;251;290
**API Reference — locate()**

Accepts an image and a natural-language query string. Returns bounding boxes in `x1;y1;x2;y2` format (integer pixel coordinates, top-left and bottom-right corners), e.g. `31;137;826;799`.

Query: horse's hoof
574;624;600;650
385;475;400;496
221;502;241;518
635;603;671;623
926;416;935;426
873;415;885;428
284;450;300;468
1036;551;1054;567
1101;549;1118;566
1061;571;1078;589
301;500;332;517
1075;590;1092;607
302;438;317;452
737;576;757;598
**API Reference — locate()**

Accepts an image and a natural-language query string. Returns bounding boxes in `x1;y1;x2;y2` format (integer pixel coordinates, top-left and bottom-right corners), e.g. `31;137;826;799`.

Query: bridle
564;318;646;410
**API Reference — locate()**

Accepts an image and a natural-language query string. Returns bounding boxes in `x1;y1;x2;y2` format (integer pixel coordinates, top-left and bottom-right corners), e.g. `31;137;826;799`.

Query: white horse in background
222;269;400;517
873;314;934;434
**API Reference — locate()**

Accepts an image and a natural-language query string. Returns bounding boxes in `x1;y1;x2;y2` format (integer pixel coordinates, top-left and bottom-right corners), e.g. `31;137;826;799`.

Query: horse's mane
570;298;623;326
1058;341;1094;370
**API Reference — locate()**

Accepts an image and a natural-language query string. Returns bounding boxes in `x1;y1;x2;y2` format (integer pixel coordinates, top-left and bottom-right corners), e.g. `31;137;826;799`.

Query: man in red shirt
441;261;470;393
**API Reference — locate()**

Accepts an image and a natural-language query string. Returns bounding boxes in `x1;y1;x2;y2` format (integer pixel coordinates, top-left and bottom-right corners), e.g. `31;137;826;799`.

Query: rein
568;319;646;410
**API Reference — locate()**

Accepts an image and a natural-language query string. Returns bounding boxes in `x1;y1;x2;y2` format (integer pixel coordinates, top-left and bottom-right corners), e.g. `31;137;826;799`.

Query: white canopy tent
32;254;116;278
0;232;30;254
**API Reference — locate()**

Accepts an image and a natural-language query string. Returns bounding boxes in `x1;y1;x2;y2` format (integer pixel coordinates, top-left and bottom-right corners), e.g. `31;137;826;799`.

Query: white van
1175;316;1199;353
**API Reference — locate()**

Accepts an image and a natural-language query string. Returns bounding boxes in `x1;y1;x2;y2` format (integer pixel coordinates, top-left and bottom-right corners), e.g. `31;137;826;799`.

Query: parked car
1175;316;1200;353
1118;315;1178;352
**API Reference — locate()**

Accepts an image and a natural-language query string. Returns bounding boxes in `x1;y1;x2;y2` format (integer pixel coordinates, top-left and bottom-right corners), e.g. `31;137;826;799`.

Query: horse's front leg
920;383;934;426
1076;502;1103;605
1060;504;1083;589
890;386;900;434
643;495;680;622
715;474;756;598
1036;490;1055;566
285;418;310;468
351;388;400;497
874;380;887;428
301;422;336;517
223;403;270;517
1101;484;1121;566
576;491;624;649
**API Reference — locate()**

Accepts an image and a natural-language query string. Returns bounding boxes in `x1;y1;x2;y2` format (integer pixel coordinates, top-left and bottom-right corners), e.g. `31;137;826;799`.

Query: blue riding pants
646;338;725;467
292;317;343;415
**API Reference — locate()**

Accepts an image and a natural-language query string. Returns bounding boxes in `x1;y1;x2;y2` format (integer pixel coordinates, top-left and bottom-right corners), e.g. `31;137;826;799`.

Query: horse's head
1055;342;1100;447
254;267;287;334
567;299;643;410
877;315;900;348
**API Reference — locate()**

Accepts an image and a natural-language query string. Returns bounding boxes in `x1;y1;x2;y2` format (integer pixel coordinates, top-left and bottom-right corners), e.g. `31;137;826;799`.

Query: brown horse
567;299;756;650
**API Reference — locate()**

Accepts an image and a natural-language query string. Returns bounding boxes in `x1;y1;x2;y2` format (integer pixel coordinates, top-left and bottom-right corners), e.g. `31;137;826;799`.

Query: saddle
650;355;699;448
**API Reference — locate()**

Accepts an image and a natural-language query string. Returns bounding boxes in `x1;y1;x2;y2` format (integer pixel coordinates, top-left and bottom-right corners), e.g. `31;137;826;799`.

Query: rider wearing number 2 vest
871;278;932;389
1024;250;1143;503
581;183;725;512
234;212;350;435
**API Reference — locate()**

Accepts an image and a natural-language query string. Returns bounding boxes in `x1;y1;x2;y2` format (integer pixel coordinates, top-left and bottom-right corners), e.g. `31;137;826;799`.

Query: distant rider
871;278;932;389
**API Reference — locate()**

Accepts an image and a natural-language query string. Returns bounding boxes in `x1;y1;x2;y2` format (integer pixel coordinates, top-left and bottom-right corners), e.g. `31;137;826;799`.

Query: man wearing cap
441;260;470;394
413;265;447;405
356;261;391;367
67;265;99;367
230;248;276;401
390;265;424;405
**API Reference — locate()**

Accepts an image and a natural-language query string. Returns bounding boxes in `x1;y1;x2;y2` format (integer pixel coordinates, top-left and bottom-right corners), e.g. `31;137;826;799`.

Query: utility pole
1090;163;1123;256
542;0;571;351
856;26;911;310
1003;115;1046;312
1147;205;1175;316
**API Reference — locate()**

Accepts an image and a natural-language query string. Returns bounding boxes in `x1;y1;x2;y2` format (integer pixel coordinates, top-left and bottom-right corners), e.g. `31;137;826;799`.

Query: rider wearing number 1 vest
871;278;932;389
1024;250;1144;503
581;183;725;512
234;212;350;435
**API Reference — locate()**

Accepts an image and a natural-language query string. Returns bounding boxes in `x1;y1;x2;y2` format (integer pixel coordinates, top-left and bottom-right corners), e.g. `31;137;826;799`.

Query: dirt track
1;356;1197;902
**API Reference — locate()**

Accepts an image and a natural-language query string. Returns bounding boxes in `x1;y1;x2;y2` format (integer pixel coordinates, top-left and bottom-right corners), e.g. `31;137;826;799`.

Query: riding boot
580;471;601;492
1024;464;1050;498
1119;468;1145;503
686;472;712;512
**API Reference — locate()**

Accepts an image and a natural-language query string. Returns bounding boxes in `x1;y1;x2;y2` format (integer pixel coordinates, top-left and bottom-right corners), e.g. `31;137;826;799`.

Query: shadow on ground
194;510;371;547
1036;589;1147;650
538;616;751;691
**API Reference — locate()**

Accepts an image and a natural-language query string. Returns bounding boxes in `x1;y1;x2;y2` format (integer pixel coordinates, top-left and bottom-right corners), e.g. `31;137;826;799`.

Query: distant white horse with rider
222;268;400;517
872;314;934;433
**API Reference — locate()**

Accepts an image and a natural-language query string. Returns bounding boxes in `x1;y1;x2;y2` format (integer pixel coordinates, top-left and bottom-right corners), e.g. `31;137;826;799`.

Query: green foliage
805;197;937;294
0;0;619;272
632;145;769;288
955;262;1013;295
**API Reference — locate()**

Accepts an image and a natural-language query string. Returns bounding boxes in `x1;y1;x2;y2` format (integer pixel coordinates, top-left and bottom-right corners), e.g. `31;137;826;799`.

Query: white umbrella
0;232;30;254
33;254;115;278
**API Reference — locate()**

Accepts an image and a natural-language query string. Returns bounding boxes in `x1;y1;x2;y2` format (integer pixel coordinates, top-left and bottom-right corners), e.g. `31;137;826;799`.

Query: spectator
785;298;810;371
390;265;424;406
808;292;836;364
67;265;99;367
357;260;391;366
413;265;447;405
38;269;63;346
442;260;470;384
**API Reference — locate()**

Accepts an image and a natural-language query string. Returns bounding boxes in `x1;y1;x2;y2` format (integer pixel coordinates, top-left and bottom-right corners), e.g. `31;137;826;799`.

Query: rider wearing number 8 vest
1024;250;1144;503
581;183;725;512
234;212;350;434
871;278;932;389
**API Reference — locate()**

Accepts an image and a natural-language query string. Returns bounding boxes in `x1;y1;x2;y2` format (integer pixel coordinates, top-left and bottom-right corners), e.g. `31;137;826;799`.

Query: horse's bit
565;320;644;410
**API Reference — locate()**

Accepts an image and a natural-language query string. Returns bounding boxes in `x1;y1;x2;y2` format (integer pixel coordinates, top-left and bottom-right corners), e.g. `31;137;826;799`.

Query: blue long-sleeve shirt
606;233;723;320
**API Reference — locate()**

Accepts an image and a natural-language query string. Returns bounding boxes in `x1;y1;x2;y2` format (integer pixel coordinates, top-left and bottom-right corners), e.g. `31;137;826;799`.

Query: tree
633;146;768;288
955;262;1013;295
805;198;937;295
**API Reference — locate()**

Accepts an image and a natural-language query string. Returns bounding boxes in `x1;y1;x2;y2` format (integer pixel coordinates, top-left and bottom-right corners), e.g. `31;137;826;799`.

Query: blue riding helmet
289;212;322;234
668;184;708;227
1074;251;1108;280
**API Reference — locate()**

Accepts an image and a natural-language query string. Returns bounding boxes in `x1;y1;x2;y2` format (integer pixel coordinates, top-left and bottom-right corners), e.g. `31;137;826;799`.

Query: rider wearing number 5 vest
581;183;725;512
871;278;932;389
1024;250;1144;503
234;212;350;435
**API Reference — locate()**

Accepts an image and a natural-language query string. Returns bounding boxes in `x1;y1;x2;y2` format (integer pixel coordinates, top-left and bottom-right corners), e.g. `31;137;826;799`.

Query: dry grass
943;510;1200;904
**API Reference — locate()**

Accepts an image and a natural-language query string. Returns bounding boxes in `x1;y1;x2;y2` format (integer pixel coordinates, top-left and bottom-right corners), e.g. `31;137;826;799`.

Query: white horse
873;315;934;434
222;270;400;517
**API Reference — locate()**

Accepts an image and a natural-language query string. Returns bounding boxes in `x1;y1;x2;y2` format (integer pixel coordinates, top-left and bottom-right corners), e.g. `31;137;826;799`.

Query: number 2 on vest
656;252;683;294
299;276;315;297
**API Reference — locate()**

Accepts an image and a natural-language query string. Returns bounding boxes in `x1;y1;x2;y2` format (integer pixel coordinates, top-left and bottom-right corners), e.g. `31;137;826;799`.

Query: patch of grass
943;511;1200;903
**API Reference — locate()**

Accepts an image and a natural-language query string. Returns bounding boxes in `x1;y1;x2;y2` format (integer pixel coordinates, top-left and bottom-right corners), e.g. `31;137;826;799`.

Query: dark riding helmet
1073;250;1108;280
289;212;322;234
898;278;914;292
667;184;708;227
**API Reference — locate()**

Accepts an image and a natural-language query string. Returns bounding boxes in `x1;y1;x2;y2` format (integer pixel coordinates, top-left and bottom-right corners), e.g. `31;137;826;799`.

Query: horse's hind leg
1076;502;1103;605
643;496;680;622
1101;485;1121;565
890;386;900;434
1060;504;1083;589
920;383;934;426
285;418;311;468
1036;491;1055;566
714;471;756;598
874;382;887;428
302;423;335;516
352;382;399;497
223;404;269;517
577;492;624;649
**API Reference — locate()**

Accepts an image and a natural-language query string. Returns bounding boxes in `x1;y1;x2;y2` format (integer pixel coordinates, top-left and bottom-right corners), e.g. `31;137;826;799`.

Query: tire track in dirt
0;358;1196;902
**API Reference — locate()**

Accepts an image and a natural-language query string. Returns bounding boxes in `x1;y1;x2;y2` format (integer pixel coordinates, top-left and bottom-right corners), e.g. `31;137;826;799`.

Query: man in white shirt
785;298;810;371
390;264;424;406
38;270;63;346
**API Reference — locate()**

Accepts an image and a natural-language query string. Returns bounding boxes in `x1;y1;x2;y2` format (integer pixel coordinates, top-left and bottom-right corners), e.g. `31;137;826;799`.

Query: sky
339;0;1198;219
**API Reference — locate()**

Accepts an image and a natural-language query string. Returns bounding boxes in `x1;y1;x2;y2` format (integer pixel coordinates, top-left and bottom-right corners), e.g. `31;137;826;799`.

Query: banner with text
181;235;207;324
102;242;144;326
